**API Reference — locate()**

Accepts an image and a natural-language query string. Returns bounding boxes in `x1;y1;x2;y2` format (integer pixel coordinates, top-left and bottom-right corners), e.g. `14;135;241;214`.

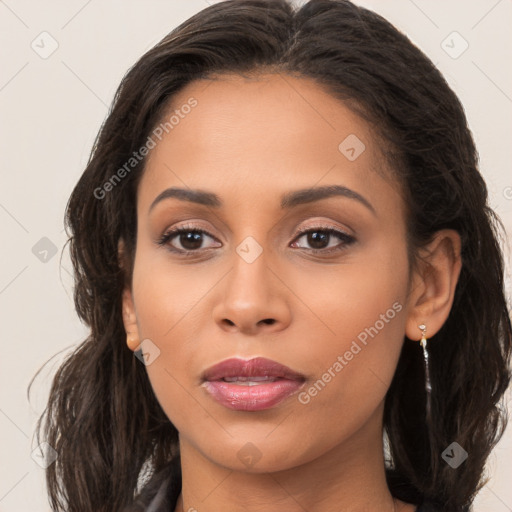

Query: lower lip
203;379;304;411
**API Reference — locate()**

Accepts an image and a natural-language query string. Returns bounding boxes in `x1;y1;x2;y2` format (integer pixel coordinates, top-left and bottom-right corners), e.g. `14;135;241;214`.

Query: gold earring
418;324;432;418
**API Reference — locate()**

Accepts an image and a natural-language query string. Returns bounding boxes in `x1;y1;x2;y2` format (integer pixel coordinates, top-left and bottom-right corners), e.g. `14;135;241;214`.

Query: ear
118;238;140;352
405;229;462;341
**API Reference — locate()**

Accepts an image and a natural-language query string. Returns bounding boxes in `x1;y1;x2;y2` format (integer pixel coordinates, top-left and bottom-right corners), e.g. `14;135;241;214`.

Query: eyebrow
149;185;376;216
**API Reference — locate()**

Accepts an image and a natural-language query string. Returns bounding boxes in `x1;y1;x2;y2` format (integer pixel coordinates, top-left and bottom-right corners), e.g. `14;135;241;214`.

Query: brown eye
290;227;355;253
157;227;221;253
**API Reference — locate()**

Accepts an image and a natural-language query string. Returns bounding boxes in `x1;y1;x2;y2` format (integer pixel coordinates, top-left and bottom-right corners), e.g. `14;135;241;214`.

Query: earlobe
405;229;462;341
118;238;140;351
122;288;140;351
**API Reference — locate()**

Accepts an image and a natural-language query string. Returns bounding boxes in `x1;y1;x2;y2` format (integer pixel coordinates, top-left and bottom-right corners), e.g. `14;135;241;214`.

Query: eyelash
156;223;356;257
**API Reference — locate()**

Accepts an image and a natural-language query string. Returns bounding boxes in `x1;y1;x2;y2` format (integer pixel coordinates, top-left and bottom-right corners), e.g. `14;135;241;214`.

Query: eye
156;224;221;253
290;226;356;254
156;223;356;256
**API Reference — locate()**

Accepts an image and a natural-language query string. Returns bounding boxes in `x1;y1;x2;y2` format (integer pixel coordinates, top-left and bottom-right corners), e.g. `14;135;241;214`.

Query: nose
211;248;292;336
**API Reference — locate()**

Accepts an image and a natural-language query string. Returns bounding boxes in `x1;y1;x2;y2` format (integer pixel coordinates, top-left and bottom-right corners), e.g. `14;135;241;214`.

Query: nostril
261;318;275;325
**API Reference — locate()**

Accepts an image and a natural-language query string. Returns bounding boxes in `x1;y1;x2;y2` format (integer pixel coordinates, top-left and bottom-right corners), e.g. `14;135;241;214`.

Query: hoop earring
418;324;432;418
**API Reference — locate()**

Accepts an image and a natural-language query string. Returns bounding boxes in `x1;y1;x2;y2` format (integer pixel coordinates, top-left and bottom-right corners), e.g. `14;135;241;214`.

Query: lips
202;357;305;382
201;357;306;411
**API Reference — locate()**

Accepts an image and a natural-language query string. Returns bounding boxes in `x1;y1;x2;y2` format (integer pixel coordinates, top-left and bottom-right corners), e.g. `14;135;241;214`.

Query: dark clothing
127;457;437;511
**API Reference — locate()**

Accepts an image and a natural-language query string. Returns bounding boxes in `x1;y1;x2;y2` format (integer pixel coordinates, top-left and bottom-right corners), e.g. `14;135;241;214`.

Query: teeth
222;376;279;384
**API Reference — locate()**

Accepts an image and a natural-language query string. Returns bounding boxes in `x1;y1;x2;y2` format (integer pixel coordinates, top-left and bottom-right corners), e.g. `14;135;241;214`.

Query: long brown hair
30;1;512;510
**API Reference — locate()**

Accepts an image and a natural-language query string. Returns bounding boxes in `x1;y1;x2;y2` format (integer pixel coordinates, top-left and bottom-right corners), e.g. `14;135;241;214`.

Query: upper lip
202;357;306;382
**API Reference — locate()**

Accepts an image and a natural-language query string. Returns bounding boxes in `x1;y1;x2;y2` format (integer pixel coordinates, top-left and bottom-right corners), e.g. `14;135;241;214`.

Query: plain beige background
0;0;511;510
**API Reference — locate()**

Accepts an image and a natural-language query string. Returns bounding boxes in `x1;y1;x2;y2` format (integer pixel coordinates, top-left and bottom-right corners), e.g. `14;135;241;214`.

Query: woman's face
123;73;416;472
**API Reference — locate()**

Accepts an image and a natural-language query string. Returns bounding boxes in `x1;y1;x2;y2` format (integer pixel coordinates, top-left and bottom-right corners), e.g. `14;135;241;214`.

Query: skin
120;73;462;512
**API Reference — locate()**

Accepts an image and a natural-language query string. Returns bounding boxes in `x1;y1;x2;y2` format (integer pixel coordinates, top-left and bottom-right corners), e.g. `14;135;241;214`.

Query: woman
32;0;512;511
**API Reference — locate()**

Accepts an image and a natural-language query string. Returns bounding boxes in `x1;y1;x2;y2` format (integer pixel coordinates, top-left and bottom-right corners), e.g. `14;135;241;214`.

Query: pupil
308;231;329;249
180;231;203;250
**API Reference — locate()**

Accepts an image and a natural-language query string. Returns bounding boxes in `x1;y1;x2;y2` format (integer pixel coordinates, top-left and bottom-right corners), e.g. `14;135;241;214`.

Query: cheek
291;242;408;420
294;239;408;354
130;252;222;429
132;246;217;339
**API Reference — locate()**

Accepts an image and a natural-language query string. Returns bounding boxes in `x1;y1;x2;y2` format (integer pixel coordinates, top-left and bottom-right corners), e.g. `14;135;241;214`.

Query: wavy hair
30;1;512;511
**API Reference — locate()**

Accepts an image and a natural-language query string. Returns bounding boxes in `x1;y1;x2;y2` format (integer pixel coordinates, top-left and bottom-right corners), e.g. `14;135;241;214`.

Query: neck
174;404;405;512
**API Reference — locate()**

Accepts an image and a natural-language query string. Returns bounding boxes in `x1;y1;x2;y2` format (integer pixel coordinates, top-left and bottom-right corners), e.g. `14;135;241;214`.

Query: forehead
138;73;400;214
